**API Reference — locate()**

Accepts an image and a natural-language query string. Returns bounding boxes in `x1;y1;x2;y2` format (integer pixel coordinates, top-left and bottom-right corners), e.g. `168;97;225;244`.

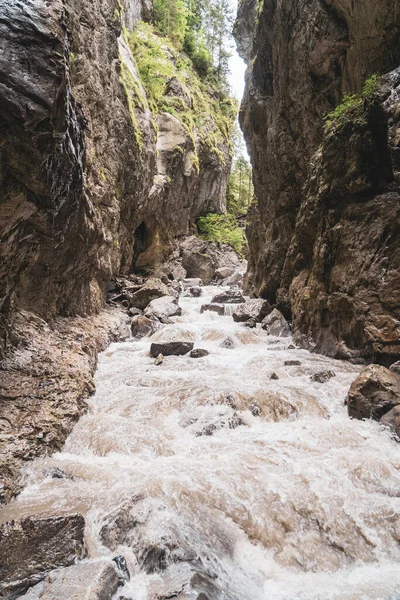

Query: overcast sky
228;0;246;102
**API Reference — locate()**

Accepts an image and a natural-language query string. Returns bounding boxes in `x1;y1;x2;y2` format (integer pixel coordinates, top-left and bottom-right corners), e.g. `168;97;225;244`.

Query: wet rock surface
144;296;182;320
0;514;85;598
261;309;290;337
232;299;272;323
150;342;194;358
235;0;400;363
346;365;400;421
0;308;128;504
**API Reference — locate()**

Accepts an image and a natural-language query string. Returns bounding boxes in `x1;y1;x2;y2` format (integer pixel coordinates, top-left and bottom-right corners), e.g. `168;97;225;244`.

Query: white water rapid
2;287;400;599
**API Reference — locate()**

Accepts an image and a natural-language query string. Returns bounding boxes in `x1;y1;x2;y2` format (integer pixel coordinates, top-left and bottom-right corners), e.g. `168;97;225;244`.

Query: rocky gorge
0;0;400;598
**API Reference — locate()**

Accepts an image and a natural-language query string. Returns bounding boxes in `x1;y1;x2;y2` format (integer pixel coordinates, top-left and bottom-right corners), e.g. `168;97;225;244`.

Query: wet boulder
130;279;172;310
261;309;290;337
131;315;160;339
190;349;209;358
311;370;336;383
389;360;400;376
144;296;182;320
200;304;225;316
150;342;194;357
224;272;243;286
17;560;119;600
346;365;400;421
0;514;85;599
284;360;301;366
232;299;272;323
211;290;245;304
182;252;216;285
380;406;400;439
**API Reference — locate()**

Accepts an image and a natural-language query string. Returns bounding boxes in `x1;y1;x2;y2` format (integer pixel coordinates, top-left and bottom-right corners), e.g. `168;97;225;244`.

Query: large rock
17;561;119;600
130;280;172;310
144;296;182;320
150;342;193;358
131;315;159;339
211;290;245;304
261;309;290;337
0;514;85;598
182;252;216;285
346;365;400;421
232;299;272;323
235;0;400;363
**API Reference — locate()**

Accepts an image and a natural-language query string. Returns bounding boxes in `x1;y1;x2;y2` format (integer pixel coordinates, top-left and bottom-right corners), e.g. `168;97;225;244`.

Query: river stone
261;309;290;337
284;360;301;366
311;370;336;383
232;299;272;323
346;365;400;421
130;280;172;310
389;361;400;375
224;272;243;286
25;560;119;600
0;514;85;599
190;349;210;358
211;290;245;304
183;286;202;298
131;315;159;339
144;296;182;320
150;342;194;358
182;278;203;288
200;304;225;316
380;405;400;439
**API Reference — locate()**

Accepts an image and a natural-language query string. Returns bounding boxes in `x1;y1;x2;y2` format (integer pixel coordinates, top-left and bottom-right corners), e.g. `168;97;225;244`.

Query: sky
228;0;246;102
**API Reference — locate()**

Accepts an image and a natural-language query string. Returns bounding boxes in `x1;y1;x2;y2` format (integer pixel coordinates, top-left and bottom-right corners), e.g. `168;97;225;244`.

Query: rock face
0;0;233;355
0;514;85;598
235;0;400;363
0;0;234;500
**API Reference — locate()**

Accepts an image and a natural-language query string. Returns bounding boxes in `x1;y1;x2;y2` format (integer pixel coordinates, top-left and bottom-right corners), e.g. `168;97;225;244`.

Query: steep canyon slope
235;0;400;363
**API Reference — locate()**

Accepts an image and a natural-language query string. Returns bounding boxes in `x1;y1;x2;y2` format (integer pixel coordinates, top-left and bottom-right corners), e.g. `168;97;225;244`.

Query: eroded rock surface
0;514;85;599
235;0;400;363
346;365;400;421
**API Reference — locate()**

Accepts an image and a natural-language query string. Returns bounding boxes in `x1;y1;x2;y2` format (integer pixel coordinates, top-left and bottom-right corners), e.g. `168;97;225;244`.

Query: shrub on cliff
324;74;380;130
197;213;245;254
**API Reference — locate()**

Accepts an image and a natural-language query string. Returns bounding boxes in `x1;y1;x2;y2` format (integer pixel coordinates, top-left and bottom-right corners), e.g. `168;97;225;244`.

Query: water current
2;287;400;599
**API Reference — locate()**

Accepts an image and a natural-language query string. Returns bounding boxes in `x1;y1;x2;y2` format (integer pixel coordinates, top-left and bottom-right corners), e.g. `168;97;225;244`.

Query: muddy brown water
2;288;400;599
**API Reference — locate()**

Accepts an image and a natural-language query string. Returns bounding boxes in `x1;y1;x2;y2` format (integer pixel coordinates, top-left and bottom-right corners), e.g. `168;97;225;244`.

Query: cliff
0;0;234;501
0;0;234;356
235;0;400;364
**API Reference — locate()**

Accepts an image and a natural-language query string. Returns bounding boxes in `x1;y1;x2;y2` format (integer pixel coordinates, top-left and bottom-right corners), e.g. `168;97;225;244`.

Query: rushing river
2;287;400;599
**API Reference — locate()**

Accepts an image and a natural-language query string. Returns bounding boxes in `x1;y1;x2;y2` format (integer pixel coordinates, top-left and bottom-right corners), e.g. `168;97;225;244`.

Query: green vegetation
119;57;144;150
153;0;234;88
197;213;246;254
324;74;380;130
126;21;237;161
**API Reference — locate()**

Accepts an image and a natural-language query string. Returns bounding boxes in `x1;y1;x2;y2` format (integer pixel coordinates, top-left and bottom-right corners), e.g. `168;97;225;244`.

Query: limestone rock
131;315;159;339
346;365;400;421
18;560;119;600
0;514;85;598
310;370;336;384
261;309;291;337
130;280;172;311
182;251;216;285
144;296;182;320
215;267;235;280
190;349;210;358
150;342;194;358
380;406;400;439
211;290;245;304
232;299;272;323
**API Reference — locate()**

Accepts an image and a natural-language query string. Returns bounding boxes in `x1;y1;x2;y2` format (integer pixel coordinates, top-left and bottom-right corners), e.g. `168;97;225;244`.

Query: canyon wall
235;0;400;364
0;0;232;356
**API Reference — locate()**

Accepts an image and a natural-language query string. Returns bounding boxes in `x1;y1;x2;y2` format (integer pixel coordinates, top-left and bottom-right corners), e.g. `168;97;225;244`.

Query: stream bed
2;287;400;599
